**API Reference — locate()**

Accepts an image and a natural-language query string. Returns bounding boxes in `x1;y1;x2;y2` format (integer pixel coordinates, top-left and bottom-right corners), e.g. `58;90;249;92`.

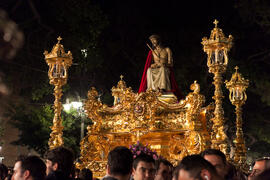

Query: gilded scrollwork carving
78;77;213;177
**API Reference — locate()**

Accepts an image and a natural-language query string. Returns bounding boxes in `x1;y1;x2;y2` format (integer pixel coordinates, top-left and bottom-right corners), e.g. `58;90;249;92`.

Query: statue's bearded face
150;38;159;47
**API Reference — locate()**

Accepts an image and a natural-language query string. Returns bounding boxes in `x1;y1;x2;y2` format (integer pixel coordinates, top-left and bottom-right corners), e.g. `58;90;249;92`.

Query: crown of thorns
149;34;160;41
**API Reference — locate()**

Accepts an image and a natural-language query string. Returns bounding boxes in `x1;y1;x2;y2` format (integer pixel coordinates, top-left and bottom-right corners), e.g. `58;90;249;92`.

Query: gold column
44;37;73;149
225;66;249;166
201;20;233;154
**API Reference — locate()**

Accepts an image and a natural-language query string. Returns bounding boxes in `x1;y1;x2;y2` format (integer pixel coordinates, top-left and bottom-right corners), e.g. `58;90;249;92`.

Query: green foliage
31;82;54;101
247;140;270;162
9;104;90;157
51;0;109;74
9;104;52;155
2;0;109;157
236;0;270;34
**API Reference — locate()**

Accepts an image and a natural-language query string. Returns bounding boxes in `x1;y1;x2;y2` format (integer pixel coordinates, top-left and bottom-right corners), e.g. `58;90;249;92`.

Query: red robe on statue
138;51;182;99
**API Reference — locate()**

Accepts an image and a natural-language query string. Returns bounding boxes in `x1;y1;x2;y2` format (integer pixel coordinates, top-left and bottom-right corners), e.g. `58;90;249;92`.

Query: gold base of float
76;78;215;178
157;92;178;104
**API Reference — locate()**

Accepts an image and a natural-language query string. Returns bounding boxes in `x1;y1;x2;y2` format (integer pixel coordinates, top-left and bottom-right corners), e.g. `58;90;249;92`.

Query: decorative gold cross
213;19;219;28
57;36;62;43
235;66;239;72
120;75;124;80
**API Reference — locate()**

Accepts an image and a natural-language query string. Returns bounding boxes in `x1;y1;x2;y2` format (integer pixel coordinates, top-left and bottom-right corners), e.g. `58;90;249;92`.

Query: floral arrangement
129;141;159;160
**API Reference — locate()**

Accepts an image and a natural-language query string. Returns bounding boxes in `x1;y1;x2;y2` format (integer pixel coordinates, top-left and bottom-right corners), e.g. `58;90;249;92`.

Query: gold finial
120;75;124;80
213;19;219;28
57;36;62;44
235;66;239;72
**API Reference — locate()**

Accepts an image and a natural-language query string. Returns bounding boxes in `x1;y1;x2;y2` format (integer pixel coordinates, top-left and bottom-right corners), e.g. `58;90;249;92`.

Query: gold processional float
44;20;249;177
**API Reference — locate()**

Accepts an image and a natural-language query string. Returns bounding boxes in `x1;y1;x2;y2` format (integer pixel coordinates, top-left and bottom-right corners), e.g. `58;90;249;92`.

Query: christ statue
139;34;181;98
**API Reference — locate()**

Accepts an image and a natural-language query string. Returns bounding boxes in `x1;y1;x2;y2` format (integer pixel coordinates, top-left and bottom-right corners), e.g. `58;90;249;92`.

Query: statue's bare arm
166;47;173;67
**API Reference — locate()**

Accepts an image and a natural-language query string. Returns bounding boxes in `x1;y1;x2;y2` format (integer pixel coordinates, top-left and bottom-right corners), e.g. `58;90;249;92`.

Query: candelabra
201;20;233;154
44;37;73;149
225;66;249;165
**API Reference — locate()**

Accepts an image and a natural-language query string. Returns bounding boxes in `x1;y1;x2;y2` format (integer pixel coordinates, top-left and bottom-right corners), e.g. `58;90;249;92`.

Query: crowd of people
0;146;269;180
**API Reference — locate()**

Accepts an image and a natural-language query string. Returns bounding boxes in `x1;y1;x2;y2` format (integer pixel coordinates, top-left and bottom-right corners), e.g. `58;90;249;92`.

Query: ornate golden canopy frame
40;20;249;178
76;80;214;177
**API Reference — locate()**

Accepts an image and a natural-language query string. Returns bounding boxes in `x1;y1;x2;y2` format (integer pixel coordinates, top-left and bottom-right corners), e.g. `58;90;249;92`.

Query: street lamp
201;19;233;154
63;101;83;112
225;66;249;165
63;101;85;140
44;37;73;149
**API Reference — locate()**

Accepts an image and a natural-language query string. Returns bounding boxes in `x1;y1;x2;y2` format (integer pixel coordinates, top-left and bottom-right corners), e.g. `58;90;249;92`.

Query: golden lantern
225;66;249;166
44;36;73;149
201;19;233;154
111;75;126;106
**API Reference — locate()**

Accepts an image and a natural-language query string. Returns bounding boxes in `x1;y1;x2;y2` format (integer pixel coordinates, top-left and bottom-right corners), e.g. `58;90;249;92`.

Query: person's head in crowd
172;167;179;180
6;174;12;180
74;168;80;179
254;168;270;180
132;153;156;180
6;168;13;180
176;155;222;180
45;146;74;178
12;155;46;180
225;162;247;180
248;157;270;180
154;159;173;180
106;146;133;180
78;168;92;180
200;149;228;179
0;163;8;180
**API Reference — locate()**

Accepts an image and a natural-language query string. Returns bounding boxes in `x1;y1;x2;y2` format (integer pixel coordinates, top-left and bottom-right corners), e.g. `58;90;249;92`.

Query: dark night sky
0;0;239;53
0;0;267;98
0;0;263;102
